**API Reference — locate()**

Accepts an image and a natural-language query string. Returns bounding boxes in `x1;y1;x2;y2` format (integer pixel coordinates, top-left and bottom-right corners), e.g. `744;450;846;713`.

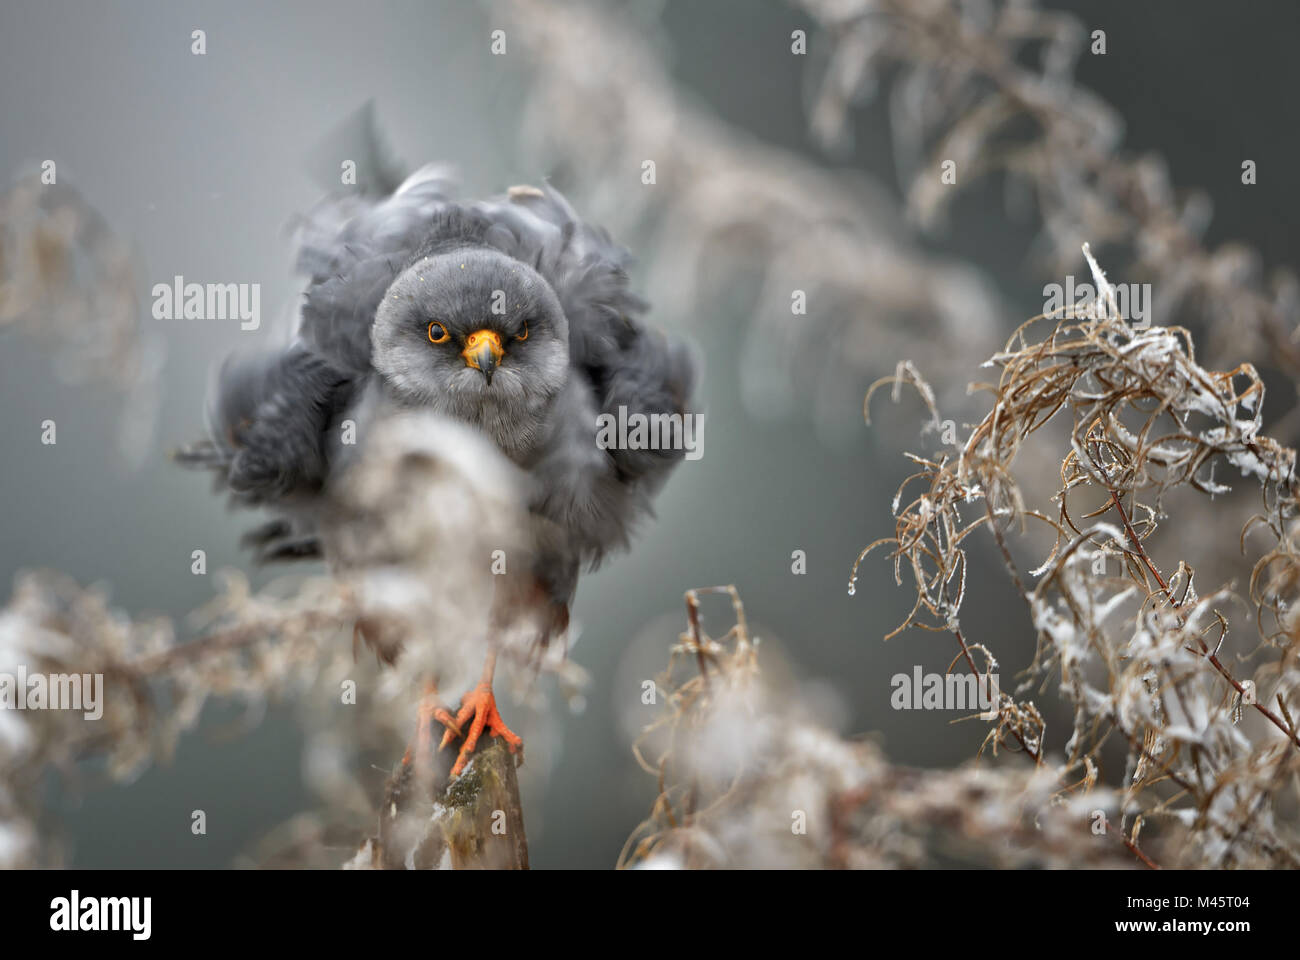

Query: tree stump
359;738;528;869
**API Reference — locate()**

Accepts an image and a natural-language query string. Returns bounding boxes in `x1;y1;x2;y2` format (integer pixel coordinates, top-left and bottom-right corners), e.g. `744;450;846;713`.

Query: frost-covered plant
851;249;1300;868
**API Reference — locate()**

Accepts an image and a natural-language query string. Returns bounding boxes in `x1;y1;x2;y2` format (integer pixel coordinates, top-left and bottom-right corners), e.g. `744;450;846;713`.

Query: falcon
179;166;696;777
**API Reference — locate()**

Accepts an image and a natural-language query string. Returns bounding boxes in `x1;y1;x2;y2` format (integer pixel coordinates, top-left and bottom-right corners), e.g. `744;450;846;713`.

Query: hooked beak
462;329;504;385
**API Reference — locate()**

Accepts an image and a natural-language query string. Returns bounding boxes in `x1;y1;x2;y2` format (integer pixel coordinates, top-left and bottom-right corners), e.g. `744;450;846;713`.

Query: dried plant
796;0;1300;434
0;567;354;868
6;0;1299;872
0;411;581;869
850;248;1300;868
0;174;161;463
620;585;1136;869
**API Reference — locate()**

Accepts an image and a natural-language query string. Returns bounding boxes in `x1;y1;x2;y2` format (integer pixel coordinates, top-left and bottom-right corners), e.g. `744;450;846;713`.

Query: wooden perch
358;738;529;869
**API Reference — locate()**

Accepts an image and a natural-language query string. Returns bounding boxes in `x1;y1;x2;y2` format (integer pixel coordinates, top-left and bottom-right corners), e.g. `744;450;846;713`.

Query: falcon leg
439;649;523;778
401;679;461;769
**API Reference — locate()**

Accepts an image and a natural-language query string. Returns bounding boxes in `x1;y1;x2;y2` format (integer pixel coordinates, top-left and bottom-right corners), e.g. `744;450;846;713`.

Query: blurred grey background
2;0;1299;867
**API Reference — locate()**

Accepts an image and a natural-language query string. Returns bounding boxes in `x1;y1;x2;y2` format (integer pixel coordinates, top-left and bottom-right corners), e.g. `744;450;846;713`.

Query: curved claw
402;686;461;767
434;708;462;740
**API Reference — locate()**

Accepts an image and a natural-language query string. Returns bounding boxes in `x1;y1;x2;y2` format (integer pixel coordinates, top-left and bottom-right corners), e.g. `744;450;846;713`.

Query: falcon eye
428;321;450;344
515;320;529;342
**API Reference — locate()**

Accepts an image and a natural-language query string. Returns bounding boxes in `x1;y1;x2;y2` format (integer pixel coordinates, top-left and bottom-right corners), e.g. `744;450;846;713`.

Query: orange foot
402;684;461;768
439;682;522;778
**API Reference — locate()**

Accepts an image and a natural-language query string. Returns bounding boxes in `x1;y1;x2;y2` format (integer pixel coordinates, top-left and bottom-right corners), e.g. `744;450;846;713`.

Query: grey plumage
179;164;696;645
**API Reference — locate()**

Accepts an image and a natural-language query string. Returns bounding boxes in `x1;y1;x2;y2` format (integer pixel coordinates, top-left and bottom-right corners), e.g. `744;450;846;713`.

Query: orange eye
428;321;450;344
516;321;529;342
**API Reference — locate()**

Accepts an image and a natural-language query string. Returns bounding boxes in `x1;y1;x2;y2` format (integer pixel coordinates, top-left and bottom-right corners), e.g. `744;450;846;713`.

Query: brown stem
1096;463;1300;748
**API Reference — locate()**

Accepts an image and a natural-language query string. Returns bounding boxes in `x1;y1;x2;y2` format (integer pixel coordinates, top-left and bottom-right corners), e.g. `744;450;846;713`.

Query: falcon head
371;246;570;458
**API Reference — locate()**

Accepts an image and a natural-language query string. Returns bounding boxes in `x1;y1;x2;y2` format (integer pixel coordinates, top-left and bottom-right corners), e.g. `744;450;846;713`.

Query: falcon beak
462;329;504;385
